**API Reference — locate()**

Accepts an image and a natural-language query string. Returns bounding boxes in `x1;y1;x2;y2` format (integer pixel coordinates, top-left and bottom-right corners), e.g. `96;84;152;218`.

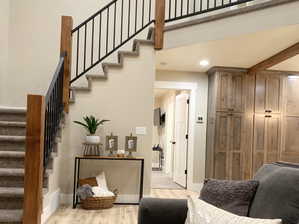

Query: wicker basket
79;177;118;210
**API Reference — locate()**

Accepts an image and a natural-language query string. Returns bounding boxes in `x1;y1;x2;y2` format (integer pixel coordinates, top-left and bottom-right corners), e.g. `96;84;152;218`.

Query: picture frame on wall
125;133;137;157
106;133;118;156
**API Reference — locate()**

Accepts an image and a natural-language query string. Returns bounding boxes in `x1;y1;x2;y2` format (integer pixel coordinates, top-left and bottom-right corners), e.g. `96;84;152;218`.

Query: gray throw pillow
249;162;299;224
200;179;259;216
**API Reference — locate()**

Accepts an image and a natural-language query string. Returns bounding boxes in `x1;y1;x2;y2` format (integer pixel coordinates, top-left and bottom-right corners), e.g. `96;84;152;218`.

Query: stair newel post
155;0;166;50
23;95;45;224
60;16;73;113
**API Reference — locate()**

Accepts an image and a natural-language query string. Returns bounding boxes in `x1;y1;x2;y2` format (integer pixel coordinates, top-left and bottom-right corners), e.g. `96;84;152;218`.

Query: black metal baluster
106;7;109;54
193;0;196;13
128;0;131;38
187;0;190;14
142;0;145;26
99;13;102;60
76;30;79;77
222;0;224;6
91;18;94;65
200;0;203;11
121;0;124;43
175;0;177;17
84;24;87;71
181;0;183;16
113;2;116;49
135;0;138;32
207;0;209;9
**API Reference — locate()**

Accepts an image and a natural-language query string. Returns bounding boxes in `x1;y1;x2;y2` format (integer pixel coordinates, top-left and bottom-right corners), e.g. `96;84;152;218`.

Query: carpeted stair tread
0;187;23;198
0;209;22;223
0;168;24;176
0;136;25;142
0;152;24;158
0;122;26;127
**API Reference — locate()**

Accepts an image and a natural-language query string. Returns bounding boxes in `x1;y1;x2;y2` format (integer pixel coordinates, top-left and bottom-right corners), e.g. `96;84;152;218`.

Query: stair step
0;188;23;210
0;136;25;152
0;122;26;136
0;152;25;169
0;107;26;122
0;209;22;224
0;168;48;188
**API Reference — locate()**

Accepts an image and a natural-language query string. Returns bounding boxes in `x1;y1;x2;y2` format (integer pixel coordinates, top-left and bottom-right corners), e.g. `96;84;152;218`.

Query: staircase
0;107;55;224
0;107;26;224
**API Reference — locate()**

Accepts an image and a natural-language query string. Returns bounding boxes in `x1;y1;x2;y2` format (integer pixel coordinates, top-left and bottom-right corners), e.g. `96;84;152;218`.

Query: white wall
156;70;208;186
0;0;10;104
4;0;151;106
58;44;155;202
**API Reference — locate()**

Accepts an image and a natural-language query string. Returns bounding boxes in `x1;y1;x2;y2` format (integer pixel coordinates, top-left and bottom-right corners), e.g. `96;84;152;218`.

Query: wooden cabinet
216;72;245;113
280;75;299;163
206;68;254;180
252;114;281;174
255;72;283;114
206;68;299;180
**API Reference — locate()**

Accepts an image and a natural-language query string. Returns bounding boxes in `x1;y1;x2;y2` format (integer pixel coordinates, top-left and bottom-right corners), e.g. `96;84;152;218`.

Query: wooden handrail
60;16;73;113
155;0;165;50
23;95;45;224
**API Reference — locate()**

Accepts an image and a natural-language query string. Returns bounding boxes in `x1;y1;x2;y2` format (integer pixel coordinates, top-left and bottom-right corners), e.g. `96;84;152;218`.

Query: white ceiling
156;24;299;72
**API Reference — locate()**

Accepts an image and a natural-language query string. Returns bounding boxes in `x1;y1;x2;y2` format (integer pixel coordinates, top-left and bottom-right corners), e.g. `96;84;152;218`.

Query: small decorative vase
86;135;101;144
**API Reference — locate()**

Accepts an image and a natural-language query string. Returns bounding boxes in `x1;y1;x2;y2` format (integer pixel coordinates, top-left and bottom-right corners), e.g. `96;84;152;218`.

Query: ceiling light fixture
199;60;210;67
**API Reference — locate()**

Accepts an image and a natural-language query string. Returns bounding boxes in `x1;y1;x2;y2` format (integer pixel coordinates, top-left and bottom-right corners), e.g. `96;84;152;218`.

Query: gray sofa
138;162;299;224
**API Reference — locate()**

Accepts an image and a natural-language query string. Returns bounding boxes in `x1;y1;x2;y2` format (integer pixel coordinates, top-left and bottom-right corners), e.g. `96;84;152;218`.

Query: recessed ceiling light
199;60;210;67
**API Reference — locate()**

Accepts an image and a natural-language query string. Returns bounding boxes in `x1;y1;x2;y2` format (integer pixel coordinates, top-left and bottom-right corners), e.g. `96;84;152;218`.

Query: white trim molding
154;81;199;191
42;189;61;224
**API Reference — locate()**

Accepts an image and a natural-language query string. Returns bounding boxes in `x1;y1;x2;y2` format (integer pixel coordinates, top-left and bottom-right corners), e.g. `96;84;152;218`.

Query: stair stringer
69;27;155;102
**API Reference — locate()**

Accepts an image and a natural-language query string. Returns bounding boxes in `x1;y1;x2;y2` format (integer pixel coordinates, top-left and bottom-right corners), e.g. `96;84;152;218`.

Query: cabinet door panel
214;152;227;179
267;76;282;113
231;114;243;151
231;152;242;180
217;74;231;112
285;76;299;115
253;114;266;175
255;75;267;113
231;75;244;113
255;73;282;113
281;116;299;163
215;113;230;152
266;115;281;156
214;113;230;179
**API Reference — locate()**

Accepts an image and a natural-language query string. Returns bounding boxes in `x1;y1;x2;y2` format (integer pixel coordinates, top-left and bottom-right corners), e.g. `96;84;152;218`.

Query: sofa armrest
138;198;188;224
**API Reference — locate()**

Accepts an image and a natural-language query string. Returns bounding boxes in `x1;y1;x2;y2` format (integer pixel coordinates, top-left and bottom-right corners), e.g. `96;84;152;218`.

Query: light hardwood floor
46;189;198;224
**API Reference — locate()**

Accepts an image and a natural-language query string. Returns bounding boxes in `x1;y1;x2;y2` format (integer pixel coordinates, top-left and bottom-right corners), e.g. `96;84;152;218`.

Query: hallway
151;171;183;189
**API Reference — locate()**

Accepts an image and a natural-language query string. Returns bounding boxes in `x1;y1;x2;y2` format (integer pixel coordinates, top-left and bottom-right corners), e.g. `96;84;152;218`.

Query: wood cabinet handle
265;110;272;113
265;115;272;118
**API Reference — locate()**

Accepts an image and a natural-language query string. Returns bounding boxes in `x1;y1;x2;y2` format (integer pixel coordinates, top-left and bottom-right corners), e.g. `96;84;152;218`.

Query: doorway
151;88;190;189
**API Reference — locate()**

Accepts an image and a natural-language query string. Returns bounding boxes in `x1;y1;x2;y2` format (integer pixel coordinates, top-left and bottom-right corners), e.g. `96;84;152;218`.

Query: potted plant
74;115;109;144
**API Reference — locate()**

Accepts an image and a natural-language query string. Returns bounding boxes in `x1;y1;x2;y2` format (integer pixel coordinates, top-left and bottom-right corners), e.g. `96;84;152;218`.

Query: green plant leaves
73;116;110;135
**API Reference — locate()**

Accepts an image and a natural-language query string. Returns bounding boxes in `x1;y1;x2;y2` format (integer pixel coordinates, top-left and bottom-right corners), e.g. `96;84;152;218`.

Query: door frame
154;81;198;190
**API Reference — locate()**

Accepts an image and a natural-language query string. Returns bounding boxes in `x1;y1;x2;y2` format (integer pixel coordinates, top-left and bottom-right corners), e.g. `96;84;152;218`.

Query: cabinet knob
265;115;272;118
265;110;272;113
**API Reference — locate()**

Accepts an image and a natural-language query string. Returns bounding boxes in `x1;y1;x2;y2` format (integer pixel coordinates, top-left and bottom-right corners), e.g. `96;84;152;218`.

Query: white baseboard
188;183;203;193
60;193;151;205
42;189;60;224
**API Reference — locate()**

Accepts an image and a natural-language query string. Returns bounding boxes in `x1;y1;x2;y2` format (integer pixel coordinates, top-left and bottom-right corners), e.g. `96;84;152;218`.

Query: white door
173;93;189;188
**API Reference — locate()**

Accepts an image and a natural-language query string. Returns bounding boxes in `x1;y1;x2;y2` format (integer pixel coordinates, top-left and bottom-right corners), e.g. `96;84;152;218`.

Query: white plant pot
86;135;101;144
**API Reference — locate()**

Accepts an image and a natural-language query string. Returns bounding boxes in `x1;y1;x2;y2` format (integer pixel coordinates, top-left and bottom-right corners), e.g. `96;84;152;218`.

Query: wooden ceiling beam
248;42;299;75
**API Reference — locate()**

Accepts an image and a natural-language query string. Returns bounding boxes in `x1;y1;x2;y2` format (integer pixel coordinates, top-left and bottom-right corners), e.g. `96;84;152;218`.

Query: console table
73;156;144;208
